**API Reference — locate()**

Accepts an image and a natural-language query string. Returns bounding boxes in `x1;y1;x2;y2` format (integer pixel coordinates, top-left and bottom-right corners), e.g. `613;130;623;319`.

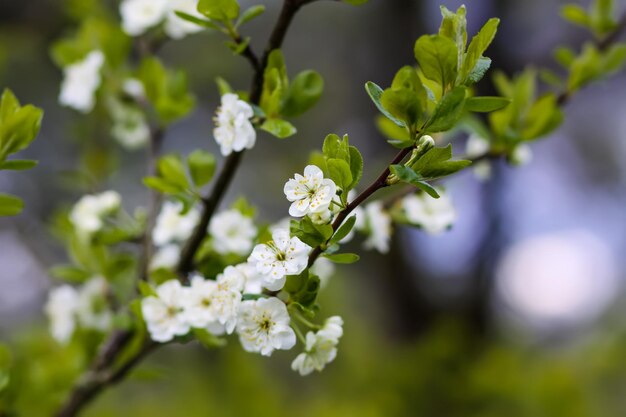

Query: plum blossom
213;93;256;156
402;191;456;235
44;285;79;344
70;191;121;234
165;0;204;39
150;244;181;271
120;0;169;36
248;229;310;291
236;297;296;356
291;316;344;376
142;280;190;343
234;262;264;294
284;165;337;217
358;201;392;253
59;50;105;113
511;143;533;166
209;209;257;256
152;201;200;246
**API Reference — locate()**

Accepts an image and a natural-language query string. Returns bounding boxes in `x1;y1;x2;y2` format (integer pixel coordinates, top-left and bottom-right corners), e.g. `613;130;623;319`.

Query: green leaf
260;50;288;118
414;35;459;90
389;165;440;198
187;150;216;187
425;87;466;132
460;18;499;84
237;5;265;27
0;159;38;170
327;158;353;192
329;215;357;245
411;144;471;179
466;57;492;84
439;5;467;70
281;70;324;118
138;281;157;297
0;193;23;216
322;133;350;161
603;44;626;73
290;218;333;248
143;177;185;194
197;0;240;21
260;118;297;138
521;94;563;140
380;88;422;128
227;37;251;55
465;96;511;112
157;154;189;189
343;0;368;4
323;253;360;264
174;11;220;29
561;4;590;28
364;81;405;127
348;146;363;189
49;265;91;283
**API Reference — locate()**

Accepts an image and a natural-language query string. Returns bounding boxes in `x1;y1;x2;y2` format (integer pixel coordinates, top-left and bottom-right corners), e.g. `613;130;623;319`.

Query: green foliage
187;150;216;188
328;215;357;245
323;253;360;264
284;270;320;312
319;134;362;198
137;57;195;125
51;17;129;68
561;0;620;37
259;50;324;137
414;35;459;92
0;89;43;216
236;5;266;28
197;0;240;22
290;217;333;248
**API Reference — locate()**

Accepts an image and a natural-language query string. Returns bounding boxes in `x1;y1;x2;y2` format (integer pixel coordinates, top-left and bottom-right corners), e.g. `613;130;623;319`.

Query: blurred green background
1;0;626;416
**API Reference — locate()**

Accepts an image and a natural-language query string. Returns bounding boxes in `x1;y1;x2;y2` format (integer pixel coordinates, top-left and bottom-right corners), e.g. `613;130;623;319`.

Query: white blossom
234;262;264;294
120;0;169;36
291;316;343;376
59;51;105;113
122;78;146;99
248;229;310;291
209;209;257;256
511;144;533;166
359;201;392;253
466;134;492;180
152;201;200;246
76;276;112;332
213;93;256;156
142;280;190;343
402;191;456;235
150;244;181;271
70;190;121;234
284;165;337;217
108;98;150;150
165;0;204;39
237;297;296;356
44;285;79;344
269;217;292;235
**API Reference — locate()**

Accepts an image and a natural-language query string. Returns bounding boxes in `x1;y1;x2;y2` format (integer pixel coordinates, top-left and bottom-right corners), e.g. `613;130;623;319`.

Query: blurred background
1;0;626;415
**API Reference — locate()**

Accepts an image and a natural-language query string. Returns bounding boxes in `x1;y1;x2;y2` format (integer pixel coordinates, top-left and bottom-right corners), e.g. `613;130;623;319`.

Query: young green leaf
465;96;511;112
348;146;363;189
323;253;360;264
389;165;440;198
0;159;38;170
329;215;357;245
237;5;265;27
0;194;23;216
411;144;472;179
414;35;459;91
187;150;216;187
157;154;189;189
425;87;466;132
327;158;353;192
174;11;220;29
281;70;324;118
260;118;297;138
364;81;405;127
197;0;240;21
460;18;499;84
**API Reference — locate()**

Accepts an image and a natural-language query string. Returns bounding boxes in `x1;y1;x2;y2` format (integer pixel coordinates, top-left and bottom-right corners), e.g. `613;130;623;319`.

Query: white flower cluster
108;81;150;150
284;165;337;218
45;276;112;344
120;0;204;39
213;93;256;156
292;316;343;376
402;191;456;235
150;202;259;271
59;50;105;113
141;274;296;356
70;191;121;235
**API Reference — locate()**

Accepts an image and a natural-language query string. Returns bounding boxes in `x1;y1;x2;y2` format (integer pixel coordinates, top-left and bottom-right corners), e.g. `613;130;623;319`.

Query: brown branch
308;146;413;266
